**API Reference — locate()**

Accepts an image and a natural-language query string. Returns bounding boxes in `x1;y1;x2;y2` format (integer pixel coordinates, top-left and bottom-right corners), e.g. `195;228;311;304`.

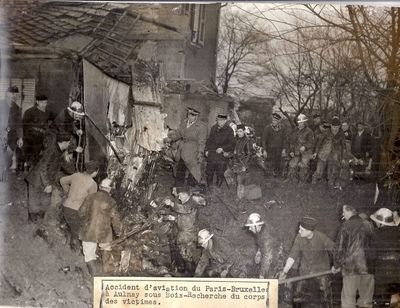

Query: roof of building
0;1;182;83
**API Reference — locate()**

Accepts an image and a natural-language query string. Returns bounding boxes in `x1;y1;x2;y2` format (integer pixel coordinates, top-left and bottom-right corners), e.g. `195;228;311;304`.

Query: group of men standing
261;112;373;188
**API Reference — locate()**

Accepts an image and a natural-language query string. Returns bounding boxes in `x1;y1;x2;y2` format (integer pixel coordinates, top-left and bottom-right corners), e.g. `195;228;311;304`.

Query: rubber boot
86;260;99;276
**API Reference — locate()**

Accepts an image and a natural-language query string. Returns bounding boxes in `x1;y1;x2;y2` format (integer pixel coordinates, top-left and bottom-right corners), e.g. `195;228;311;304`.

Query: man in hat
205;114;235;188
22;95;50;169
194;229;242;278
25;133;72;222
287;114;314;183
351;122;372;178
262;112;287;177
167;107;207;188
79;178;122;276
332;204;375;308
312;117;346;188
279;216;335;307
309;114;322;132
48;101;85;153
245;213;278;278
60;161;99;250
370;208;400;306
5;86;24;174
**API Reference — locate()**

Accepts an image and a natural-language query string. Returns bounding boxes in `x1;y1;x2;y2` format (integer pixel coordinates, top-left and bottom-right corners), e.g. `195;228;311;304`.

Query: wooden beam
133;100;161;108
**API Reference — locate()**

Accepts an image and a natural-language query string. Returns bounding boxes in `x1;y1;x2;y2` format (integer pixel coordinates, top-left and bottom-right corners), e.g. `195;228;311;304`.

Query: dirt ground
0;163;377;307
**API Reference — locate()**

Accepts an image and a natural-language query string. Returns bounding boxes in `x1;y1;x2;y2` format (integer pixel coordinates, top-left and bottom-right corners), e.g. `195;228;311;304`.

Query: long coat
289;126;314;155
205;123;235;163
170;119;207;183
79;191;122;243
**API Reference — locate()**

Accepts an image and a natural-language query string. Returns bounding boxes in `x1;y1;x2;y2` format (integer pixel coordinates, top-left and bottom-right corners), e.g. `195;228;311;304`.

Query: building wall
183;4;220;90
7;58;74;117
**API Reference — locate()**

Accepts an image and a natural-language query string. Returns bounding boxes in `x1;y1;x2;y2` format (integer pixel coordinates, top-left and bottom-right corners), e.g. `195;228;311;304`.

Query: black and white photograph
0;1;399;307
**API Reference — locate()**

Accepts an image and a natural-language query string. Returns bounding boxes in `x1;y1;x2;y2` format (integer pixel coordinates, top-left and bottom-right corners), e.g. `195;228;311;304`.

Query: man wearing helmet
287;114;314;183
49;101;85;153
245;213;277;278
370;208;400;307
194;229;242;278
78;178;122;276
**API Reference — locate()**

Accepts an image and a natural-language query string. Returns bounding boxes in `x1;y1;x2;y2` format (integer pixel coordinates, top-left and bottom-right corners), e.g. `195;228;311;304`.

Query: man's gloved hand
75;146;83;153
76;129;84;136
99;242;112;251
278;271;287;280
17;138;23;148
299;146;306;153
331;266;341;274
216;148;223;154
44;185;52;193
254;250;262;264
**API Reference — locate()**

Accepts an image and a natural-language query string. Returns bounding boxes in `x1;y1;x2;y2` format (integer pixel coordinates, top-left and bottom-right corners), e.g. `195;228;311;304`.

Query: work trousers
175;159;197;187
288;152;312;182
206;159;228;186
313;157;341;186
294;276;333;307
341;274;374;308
27;183;51;215
63;206;82;239
264;147;282;176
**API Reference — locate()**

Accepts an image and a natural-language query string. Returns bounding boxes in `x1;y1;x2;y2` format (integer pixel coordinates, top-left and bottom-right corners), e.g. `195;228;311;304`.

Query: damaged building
1;1;232;190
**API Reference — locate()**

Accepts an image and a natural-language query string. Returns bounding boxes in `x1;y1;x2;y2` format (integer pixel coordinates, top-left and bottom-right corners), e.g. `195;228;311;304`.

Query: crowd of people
164;106;400;307
2;87;399;307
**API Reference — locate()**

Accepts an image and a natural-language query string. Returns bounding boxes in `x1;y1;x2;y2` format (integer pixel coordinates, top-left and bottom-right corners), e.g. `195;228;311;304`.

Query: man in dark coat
6;86;24;174
245;213;278;279
205;114;235;187
262;112;287;177
370;208;400;306
351;122;372;178
23;95;49;169
25;133;71;222
79;178;122;276
47;101;85;153
332;204;375;308
279;217;335;307
168;107;207;188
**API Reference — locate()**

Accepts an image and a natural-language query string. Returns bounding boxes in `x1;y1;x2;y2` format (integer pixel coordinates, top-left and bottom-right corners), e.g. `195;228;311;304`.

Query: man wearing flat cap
167;107;207;188
279;216;335;307
23;95;50;169
205;113;235;188
262;112;287;177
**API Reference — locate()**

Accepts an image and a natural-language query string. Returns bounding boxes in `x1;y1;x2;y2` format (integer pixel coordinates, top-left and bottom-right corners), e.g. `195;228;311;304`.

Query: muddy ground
0;163;377;307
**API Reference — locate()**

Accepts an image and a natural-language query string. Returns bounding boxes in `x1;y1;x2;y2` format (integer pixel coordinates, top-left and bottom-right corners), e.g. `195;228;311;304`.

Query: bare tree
217;7;270;96
304;5;400;168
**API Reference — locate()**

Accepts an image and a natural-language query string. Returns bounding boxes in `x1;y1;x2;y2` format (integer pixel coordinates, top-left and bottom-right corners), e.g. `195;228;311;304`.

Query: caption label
94;277;278;308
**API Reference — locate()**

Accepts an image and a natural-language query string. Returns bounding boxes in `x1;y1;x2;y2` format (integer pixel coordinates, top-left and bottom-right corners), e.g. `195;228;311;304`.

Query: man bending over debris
78;178;122;276
194;229;243;278
164;187;206;275
279;217;335;308
245;213;276;278
25;133;71;222
60;161;99;251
